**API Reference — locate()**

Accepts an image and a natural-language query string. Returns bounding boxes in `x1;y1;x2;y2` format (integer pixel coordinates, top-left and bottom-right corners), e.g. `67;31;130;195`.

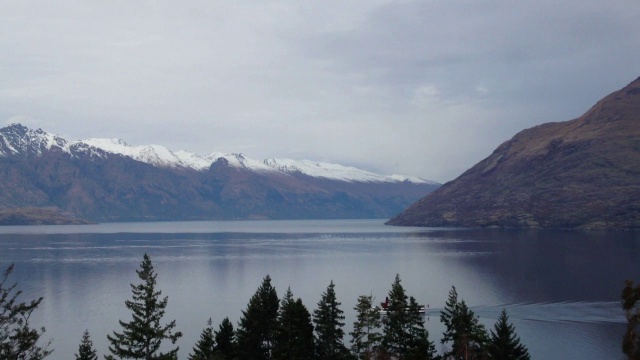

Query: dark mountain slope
387;76;640;229
0;152;220;221
0;125;439;222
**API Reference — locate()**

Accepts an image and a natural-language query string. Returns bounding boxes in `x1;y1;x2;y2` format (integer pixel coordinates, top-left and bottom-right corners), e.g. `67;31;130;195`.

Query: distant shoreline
0;208;95;226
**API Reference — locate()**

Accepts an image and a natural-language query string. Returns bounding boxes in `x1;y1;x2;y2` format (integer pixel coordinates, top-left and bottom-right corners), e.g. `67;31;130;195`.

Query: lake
0;219;638;359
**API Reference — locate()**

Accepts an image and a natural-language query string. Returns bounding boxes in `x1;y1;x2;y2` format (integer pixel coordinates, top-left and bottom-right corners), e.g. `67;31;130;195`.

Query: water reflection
0;220;638;360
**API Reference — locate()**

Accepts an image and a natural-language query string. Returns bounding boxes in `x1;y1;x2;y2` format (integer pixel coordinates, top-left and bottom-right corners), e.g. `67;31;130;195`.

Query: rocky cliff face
387;77;640;229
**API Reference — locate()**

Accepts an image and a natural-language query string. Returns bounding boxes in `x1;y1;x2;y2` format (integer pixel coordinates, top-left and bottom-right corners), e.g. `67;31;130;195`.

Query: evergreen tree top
0;263;52;360
75;330;98;360
188;318;216;360
106;254;182;360
214;317;236;359
236;274;279;360
350;294;382;360
440;286;488;359
487;309;530;360
313;280;349;359
381;274;436;359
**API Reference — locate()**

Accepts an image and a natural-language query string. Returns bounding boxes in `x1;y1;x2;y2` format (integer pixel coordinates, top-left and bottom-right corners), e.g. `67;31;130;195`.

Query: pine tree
0;263;52;360
75;330;98;360
236;275;279;360
439;285;459;350
106;253;182;360
214;318;235;360
440;286;488;360
274;287;295;360
188;318;216;360
622;280;640;360
313;280;350;360
382;274;410;357
350;295;381;360
486;309;530;360
273;287;315;360
405;296;436;360
381;275;435;360
291;298;315;358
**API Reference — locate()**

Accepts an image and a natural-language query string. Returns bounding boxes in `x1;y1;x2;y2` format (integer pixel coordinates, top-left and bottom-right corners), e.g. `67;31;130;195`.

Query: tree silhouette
0;263;52;360
214;318;235;359
273;287;314;360
236;275;279;360
350;295;381;360
622;280;640;360
106;253;182;360
404;296;436;360
486;309;530;360
188;318;216;360
75;330;98;360
440;286;488;360
313;281;350;360
381;275;435;360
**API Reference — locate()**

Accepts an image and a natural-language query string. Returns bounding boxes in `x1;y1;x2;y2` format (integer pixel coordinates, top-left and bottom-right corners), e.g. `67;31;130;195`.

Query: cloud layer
2;1;639;182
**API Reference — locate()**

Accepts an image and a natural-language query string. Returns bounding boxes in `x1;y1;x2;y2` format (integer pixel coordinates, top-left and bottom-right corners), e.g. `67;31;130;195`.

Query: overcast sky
1;1;639;182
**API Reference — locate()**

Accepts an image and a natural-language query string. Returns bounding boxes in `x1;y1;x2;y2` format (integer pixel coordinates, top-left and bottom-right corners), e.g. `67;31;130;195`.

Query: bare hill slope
387;77;640;229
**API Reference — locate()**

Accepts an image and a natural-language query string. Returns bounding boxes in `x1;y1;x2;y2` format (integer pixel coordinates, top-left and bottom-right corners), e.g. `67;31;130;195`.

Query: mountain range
388;76;640;229
0;124;439;222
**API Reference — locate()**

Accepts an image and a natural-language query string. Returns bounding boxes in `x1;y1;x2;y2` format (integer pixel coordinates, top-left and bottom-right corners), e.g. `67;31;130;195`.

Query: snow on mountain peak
209;153;278;173
174;150;211;171
78;138;189;168
0;123;68;156
80;138;129;152
263;158;432;184
388;174;439;185
0;124;436;184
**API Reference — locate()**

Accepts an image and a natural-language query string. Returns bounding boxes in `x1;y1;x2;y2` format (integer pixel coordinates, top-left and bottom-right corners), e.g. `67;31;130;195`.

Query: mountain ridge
0;124;439;222
387;76;640;230
0;123;434;184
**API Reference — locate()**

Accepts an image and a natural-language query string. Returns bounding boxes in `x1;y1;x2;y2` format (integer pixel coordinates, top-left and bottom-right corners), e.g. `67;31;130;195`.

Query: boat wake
424;301;625;324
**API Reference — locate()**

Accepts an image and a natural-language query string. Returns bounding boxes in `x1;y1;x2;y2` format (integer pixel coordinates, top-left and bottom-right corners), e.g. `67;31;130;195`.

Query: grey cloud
1;1;639;182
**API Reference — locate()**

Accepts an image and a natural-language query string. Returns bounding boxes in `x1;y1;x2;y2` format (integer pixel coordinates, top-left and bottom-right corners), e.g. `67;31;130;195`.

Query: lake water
0;219;638;359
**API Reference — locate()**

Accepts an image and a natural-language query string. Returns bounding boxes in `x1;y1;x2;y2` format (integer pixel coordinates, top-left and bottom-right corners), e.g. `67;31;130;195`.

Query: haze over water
0;219;637;360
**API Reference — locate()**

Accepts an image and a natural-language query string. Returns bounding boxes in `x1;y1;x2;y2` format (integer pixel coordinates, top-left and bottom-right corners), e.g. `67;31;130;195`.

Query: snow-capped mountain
263;158;437;184
79;138;188;168
209;153;278;173
0;123;432;184
0;123;68;157
75;138;431;184
0;123;440;222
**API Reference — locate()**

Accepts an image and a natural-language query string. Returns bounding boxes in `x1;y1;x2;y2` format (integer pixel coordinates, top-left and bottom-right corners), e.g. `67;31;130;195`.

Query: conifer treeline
97;255;531;360
4;255;539;359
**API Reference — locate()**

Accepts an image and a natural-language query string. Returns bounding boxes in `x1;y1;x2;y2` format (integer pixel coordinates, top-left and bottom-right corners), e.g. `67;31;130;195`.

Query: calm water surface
0;219;638;359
